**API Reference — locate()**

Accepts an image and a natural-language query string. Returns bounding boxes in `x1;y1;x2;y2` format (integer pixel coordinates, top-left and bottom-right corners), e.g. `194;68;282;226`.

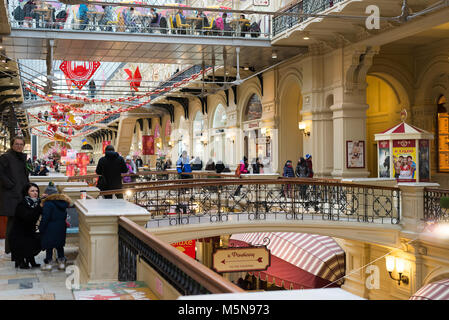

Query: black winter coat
95;151;128;190
39;194;71;250
295;163;309;178
9;200;41;260
0;149;30;217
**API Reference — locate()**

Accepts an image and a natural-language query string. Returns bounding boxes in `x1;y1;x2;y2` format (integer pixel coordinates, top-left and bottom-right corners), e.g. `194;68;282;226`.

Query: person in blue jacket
39;191;71;271
77;4;88;30
176;151;192;179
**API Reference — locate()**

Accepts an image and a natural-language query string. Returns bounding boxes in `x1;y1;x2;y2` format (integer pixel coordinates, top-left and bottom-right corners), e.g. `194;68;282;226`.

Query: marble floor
0;239;76;300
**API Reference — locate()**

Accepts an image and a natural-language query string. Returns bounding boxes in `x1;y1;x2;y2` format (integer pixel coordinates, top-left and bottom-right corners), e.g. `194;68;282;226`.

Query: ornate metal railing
273;0;345;36
118;216;244;295
424;188;449;222
105;179;401;226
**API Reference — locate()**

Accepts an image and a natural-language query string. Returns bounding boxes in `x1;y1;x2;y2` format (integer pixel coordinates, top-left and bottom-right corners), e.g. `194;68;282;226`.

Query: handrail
118;216;244;294
67;170;239;181
102;178;401;195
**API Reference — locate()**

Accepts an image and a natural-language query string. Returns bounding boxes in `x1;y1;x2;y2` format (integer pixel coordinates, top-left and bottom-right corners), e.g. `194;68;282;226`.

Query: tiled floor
1;239;158;300
0;239;76;300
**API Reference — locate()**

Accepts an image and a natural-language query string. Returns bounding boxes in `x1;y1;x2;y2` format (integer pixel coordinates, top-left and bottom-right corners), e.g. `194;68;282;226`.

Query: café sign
212;247;270;273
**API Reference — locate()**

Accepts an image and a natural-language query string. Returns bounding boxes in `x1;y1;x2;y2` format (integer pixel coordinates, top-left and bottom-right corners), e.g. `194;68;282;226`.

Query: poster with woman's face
392;140;416;182
347;141;365;168
378;141;390;178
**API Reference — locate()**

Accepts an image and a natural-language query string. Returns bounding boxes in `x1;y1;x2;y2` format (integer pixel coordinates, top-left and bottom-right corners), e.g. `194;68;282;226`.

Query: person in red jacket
305;154;314;178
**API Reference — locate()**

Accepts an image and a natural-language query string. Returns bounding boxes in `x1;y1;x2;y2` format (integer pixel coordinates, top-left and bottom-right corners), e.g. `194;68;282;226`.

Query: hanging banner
171;240;196;259
59;61;101;90
165;120;172;137
392;140;416;182
66;165;76;177
154;123;161;138
142;135;154;155
124;67;142;92
102;141;111;153
378;140;390;178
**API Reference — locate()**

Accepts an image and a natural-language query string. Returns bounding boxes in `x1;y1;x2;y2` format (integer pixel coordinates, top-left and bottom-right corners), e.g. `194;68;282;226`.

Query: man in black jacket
95;145;128;199
0;136;30;255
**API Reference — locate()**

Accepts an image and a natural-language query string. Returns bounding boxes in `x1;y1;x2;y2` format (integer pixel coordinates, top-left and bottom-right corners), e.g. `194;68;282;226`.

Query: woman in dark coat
39;193;71;271
9;183;42;269
295;157;309;178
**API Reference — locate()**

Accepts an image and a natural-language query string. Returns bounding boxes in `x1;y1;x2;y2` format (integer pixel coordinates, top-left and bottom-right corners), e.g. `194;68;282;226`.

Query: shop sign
212;247;270;273
248;122;259;128
171;240;196;259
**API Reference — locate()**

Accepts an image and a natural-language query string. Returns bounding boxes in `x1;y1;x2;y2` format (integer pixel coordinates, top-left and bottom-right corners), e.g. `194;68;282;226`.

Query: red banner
142;135;154;155
102;141;111;153
171;240;196;259
59;61;101;90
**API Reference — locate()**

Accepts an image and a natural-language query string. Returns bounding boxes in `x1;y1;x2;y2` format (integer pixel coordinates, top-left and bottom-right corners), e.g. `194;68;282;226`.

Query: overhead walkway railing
118;216;244;295
272;0;344;36
101;178;401;226
7;1;269;39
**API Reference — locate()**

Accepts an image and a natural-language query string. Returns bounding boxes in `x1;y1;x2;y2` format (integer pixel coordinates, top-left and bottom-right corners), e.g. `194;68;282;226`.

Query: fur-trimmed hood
41;193;72;206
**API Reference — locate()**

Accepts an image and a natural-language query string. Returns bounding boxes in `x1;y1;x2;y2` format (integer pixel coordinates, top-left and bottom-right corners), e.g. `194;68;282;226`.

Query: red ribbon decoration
124;67;142;92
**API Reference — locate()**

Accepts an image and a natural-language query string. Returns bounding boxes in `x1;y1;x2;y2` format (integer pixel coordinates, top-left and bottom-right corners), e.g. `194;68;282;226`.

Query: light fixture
303;36;310;40
385;256;409;286
272;51;277;59
298;121;310;136
244;66;249;71
125;190;133;197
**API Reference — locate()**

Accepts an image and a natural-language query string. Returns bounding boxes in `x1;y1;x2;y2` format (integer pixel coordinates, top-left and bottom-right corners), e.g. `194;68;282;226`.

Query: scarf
24;196;40;209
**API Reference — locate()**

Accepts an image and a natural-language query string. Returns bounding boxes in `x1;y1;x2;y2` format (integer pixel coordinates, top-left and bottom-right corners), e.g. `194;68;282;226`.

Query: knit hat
305;154;311;160
44;181;58;196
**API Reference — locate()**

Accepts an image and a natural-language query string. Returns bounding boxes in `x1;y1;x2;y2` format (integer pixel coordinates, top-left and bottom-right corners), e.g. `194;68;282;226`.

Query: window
437;95;449;172
213;104;227;128
193;111;204;133
244;94;262;122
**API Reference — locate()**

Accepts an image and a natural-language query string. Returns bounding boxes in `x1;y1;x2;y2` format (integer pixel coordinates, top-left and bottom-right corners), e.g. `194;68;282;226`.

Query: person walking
295;157;309;200
9;183;42;269
95;145;128;199
39;190;71;271
282;160;295;197
176;151;192;179
0;136;30;255
234;156;249;196
305;154;314;178
123;156;135;183
252;157;264;174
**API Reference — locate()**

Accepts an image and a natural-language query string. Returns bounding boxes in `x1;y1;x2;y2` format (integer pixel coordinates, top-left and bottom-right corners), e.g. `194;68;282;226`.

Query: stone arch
238;80;262;124
209;95;228;129
415;56;449;105
277;69;304;172
422;267;449;286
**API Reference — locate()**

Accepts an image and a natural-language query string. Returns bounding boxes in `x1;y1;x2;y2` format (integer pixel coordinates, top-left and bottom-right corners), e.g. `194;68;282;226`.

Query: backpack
250;22;260;38
235;165;241;177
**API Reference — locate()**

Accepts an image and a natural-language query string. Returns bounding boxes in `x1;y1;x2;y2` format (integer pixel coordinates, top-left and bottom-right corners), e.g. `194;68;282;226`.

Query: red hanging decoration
124;67;142;92
59;61;101;90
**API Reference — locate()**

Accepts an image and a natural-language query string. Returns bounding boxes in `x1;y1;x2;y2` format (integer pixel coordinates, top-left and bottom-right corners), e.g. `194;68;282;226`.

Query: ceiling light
272;52;277;59
303;36;310;40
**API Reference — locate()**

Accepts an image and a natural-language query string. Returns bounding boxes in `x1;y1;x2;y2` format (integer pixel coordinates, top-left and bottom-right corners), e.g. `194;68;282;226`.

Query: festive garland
28;112;114;129
23;67;212;114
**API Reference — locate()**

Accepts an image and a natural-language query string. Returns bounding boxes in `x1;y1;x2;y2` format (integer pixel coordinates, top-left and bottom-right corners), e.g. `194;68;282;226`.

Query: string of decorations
28;112;113;129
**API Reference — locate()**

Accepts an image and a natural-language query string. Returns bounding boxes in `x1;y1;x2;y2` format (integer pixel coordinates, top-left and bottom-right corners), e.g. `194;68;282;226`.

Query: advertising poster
378;140;390;178
346;141;365;168
66;164;76;177
76;152;89;176
102;141;111;154
142;135;154;155
419;140;430;182
392;140;416;181
171;240;196;259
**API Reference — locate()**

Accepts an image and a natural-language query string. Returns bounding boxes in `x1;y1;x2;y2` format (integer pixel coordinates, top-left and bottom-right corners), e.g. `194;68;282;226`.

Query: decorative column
75;199;150;283
311;108;334;177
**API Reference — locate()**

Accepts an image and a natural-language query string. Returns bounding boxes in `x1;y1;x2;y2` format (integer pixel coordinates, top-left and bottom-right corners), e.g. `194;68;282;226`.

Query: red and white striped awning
410;279;449;300
229;232;345;285
375;122;433;141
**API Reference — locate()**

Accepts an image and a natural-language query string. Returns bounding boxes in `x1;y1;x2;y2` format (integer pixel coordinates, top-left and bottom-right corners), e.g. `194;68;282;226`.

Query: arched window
244;94;262;122
193;111;204;133
213;104;227;128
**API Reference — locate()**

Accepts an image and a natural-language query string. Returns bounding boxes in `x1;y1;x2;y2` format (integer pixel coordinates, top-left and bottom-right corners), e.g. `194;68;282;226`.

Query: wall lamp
298;121;310;137
385;256;409;286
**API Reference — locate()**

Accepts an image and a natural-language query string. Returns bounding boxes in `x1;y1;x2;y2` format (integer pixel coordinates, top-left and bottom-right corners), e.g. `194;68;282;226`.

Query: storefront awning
410;279;449;300
229;232;345;289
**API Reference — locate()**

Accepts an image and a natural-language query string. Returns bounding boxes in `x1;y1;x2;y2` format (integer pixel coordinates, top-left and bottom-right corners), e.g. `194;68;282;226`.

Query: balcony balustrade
8;1;270;39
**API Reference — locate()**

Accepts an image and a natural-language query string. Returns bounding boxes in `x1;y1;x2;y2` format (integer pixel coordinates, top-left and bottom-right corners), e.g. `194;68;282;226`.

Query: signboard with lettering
171;240;196;259
212;247;270;273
